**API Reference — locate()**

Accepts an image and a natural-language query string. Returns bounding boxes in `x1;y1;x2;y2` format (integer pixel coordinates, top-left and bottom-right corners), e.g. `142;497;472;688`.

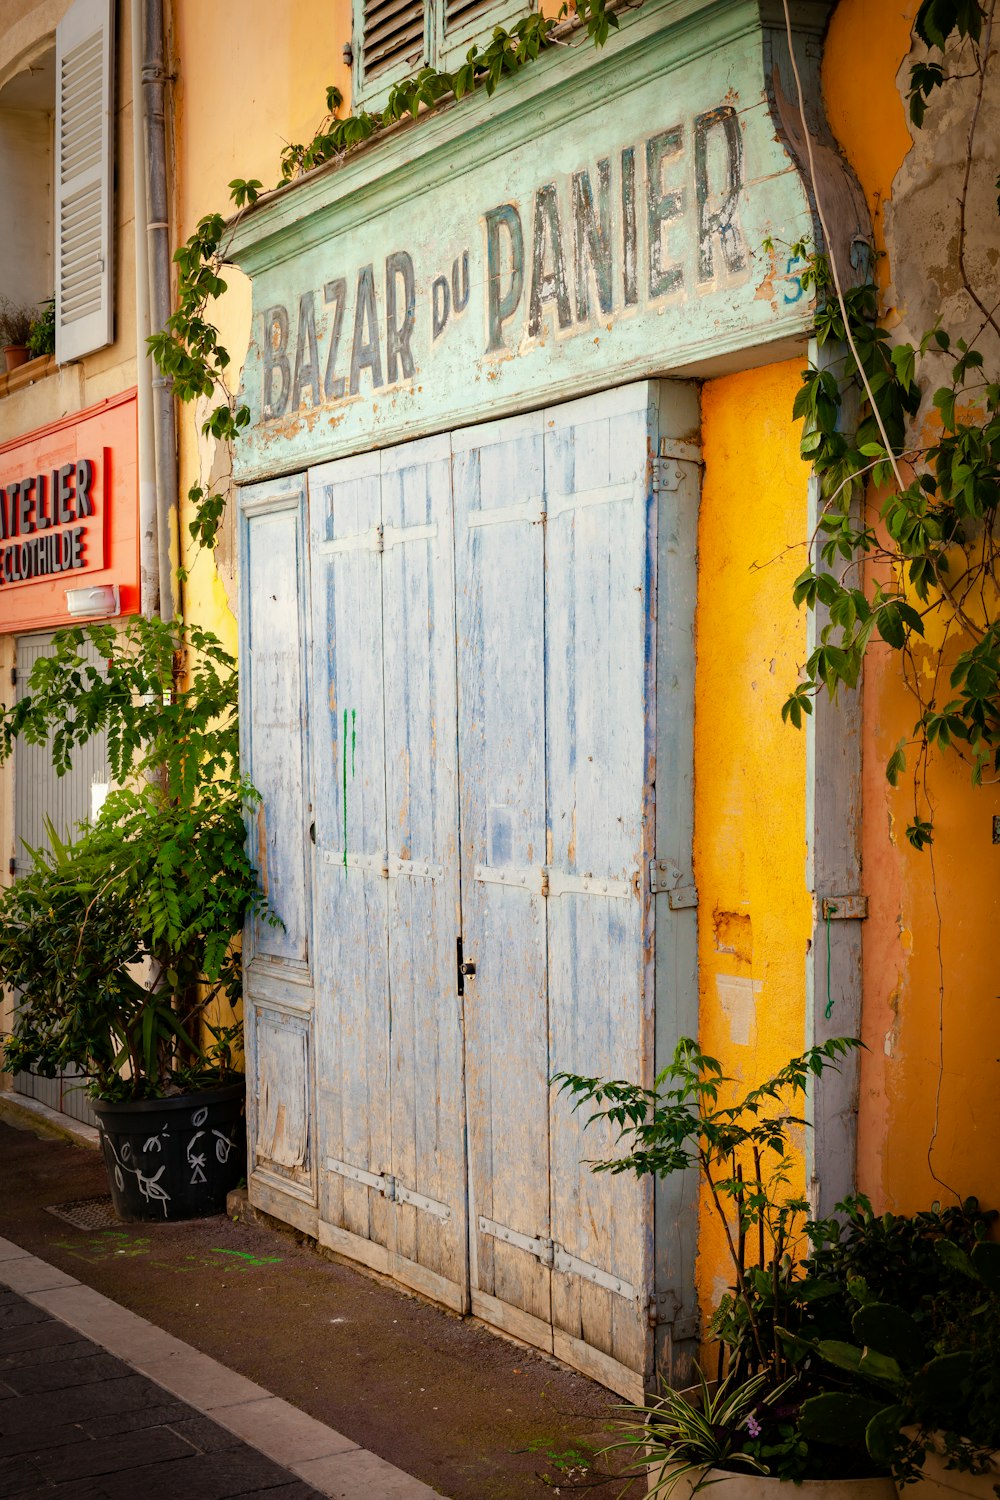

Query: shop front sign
229;1;824;481
0;390;138;631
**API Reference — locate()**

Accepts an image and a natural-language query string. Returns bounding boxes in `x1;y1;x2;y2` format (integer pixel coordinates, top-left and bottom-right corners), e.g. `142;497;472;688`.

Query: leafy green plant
556;1037;860;1385
616;1368;795;1497
26;296;55;358
798;1229;1000;1482
554;1038;891;1483
0;617;269;1100
781;0;999;850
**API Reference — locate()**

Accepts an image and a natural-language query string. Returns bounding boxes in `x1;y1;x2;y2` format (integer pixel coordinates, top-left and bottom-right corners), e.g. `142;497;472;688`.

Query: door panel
309;452;392;1252
380;435;467;1299
244;502;311;970
543;388;655;1381
453;412;552;1334
310;440;468;1310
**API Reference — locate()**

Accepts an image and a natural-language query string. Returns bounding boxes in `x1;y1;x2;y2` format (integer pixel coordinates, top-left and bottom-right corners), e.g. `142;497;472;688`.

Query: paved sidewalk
0;1241;441;1498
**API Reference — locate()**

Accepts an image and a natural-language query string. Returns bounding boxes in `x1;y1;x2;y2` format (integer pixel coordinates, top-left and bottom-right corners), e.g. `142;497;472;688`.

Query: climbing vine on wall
783;0;1000;849
148;0;618;557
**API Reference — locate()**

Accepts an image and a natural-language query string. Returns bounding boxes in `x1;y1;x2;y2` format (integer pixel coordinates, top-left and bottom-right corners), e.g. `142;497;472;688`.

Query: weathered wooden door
297;382;676;1396
454;385;656;1398
309;436;468;1312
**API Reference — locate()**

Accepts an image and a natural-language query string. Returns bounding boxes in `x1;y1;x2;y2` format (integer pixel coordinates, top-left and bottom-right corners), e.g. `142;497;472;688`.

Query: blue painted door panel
309;440;468;1311
309;451;394;1258
543;386;655;1383
453;411;552;1340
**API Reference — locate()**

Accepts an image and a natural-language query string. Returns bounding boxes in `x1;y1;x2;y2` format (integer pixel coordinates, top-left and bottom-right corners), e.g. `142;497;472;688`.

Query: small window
0;48;56;330
0;0;115;378
353;0;534;106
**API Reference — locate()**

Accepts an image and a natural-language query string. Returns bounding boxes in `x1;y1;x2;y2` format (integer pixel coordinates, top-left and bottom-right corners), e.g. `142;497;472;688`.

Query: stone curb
0;1091;101;1149
0;1233;444;1498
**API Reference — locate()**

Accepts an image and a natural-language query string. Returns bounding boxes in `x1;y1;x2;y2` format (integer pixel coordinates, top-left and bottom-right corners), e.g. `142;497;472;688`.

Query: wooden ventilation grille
445;0;492;32
59;30;104;326
363;0;425;76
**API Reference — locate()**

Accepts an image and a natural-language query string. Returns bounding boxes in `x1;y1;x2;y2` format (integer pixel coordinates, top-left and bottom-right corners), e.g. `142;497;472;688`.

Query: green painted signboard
228;0;826;480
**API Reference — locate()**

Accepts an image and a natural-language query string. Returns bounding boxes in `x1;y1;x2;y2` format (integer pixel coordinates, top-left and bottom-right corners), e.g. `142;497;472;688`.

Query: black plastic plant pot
92;1081;246;1222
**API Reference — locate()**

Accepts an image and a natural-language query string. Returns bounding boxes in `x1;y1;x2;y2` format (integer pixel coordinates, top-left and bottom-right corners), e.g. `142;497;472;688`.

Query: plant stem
703;1155;769;1370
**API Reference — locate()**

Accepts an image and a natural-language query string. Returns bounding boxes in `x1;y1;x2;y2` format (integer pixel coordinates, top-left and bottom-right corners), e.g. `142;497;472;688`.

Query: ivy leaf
890;342;916;392
906;817;934;851
933;386;958;431
886;740;907;787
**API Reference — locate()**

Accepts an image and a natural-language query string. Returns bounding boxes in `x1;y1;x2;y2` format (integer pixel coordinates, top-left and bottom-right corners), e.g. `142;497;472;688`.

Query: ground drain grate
44;1196;121;1231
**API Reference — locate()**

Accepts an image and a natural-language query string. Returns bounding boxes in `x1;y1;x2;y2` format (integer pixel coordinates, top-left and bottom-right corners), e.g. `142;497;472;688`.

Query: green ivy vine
148;0;618;556
783;0;999;849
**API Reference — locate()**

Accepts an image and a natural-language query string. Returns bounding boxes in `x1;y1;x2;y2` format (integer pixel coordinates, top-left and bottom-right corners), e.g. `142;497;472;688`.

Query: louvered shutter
443;0;492;36
360;0;426;83
55;0;114;363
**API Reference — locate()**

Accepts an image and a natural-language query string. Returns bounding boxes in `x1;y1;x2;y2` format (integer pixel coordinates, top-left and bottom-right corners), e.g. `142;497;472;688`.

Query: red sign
0;390;138;631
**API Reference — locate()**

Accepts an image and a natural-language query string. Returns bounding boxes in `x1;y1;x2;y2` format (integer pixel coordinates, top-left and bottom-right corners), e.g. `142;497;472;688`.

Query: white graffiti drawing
192;1106;209;1127
142;1134;162;1152
187;1129;207;1184
103;1136;172;1218
212;1129;233;1164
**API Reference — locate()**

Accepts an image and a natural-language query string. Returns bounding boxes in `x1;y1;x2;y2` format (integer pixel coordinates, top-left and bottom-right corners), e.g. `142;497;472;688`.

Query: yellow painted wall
823;0;1000;1213
693;361;813;1328
168;0;352;648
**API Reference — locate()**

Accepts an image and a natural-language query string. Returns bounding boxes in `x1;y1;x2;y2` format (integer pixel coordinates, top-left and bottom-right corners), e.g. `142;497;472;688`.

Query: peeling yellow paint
694;360;812;1355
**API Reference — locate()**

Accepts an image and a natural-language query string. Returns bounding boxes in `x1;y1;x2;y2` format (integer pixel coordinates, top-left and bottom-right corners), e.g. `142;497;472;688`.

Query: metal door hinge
478;1217;637;1299
325;1157;451;1221
8;857;15;877
648;1291;699;1340
652;439;702;494
9;666;16;688
820;894;868;921
649;860;698;908
651;457;684;493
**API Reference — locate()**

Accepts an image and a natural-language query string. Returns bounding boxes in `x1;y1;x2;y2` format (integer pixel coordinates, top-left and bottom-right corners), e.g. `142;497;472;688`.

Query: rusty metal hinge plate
820;894;868;920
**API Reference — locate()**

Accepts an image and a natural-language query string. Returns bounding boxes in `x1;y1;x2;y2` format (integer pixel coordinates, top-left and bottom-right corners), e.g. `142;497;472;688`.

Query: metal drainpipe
141;0;177;622
131;0;158;619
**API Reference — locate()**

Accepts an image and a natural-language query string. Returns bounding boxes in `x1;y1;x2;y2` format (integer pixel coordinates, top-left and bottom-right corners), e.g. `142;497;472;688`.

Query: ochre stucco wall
168;0;352;647
693;360;813;1329
823;0;1000;1212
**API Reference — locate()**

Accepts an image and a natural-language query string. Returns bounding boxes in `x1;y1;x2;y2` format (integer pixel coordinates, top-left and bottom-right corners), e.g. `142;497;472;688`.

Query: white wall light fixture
65;584;120;619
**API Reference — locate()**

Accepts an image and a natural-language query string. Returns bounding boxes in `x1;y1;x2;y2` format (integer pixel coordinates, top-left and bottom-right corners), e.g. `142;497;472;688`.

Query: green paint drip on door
343;706;348;871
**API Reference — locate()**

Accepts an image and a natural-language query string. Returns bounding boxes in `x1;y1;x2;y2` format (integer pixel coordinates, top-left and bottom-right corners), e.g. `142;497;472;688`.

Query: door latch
456;937;476;995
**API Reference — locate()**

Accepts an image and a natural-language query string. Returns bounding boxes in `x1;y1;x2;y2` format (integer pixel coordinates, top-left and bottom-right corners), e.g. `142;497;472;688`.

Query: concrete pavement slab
209;1395;359;1464
293;1447;446;1499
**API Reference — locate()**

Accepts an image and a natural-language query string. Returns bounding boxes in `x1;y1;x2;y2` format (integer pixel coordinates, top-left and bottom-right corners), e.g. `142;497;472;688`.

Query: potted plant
0;296;35;370
26;296;55;360
555;1039;897;1496
797;1204;1000;1497
0;617;270;1221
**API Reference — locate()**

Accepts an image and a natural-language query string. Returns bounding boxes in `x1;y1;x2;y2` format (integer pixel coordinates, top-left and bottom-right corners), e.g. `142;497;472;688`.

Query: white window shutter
55;0;114;363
